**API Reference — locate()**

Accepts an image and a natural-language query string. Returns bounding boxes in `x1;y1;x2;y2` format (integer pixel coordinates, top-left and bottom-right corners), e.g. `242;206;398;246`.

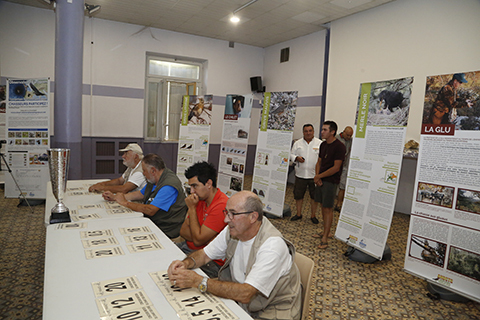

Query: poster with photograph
405;70;480;302
0;85;6;183
5;78;50;199
335;77;414;259
251;91;297;217
217;94;253;197
176;95;213;187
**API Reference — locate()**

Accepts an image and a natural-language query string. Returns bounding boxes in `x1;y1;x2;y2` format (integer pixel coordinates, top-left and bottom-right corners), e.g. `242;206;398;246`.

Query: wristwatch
198;277;208;293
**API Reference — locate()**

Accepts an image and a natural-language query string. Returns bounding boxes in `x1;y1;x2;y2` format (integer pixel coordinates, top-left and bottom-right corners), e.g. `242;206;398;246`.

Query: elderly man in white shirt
89;143;146;193
290;124;322;224
168;191;301;320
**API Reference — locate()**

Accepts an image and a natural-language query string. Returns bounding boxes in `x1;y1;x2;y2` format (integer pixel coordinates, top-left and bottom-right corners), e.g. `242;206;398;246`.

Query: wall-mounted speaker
250;76;263;92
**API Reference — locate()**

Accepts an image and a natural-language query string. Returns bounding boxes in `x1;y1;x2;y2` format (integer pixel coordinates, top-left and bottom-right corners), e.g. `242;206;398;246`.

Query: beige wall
326;0;480;142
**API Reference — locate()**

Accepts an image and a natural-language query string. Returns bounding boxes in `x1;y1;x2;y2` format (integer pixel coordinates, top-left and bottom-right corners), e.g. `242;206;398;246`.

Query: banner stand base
426;283;470;303
18;199;45;206
344;243;392;263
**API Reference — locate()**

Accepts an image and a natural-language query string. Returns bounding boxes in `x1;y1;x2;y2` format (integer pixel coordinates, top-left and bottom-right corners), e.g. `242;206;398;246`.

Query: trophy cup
48;148;71;224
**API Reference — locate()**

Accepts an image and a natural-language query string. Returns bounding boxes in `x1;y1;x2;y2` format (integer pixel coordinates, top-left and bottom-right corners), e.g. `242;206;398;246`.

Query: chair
295;252;315;320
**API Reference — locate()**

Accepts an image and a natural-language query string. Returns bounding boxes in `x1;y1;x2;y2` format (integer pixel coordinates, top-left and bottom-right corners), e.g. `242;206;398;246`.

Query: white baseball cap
119;143;143;156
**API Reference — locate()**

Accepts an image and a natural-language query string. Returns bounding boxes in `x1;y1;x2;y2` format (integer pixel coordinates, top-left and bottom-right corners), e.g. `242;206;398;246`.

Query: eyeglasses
223;209;253;220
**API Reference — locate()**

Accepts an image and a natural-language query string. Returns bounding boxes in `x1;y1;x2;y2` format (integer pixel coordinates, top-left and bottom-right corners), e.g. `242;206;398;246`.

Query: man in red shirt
177;161;228;278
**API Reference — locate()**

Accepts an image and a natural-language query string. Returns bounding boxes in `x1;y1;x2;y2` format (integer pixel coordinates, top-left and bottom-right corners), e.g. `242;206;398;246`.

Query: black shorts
293;177;316;200
314;181;337;208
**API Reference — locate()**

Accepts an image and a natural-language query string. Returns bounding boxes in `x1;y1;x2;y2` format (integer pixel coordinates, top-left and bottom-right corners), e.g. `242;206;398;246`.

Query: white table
43;217;252;320
45;179;143;226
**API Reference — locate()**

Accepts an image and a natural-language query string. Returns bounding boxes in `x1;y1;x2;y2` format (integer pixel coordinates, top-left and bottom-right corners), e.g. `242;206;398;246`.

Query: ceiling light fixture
230;0;259;23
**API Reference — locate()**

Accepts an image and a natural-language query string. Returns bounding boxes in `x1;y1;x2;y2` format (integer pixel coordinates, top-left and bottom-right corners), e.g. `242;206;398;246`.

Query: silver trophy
48;148;71;223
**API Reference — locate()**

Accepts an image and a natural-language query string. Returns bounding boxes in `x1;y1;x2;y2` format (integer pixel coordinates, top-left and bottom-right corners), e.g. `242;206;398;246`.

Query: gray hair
142;153;165;170
242;194;264;221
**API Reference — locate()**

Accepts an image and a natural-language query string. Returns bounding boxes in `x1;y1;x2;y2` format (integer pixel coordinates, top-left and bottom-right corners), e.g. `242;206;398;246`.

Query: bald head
342;126;353;141
230;191;264;221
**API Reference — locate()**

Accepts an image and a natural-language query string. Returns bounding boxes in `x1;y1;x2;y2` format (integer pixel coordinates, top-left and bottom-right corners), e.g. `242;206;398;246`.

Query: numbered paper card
178;303;239;320
55;222;87;230
92;276;143;297
124;234;158;243
102;305;162;320
104;201;124;209
69;209;78;215
78;204;104;210
127;242;163;253
66;186;86;192
71;213;102;222
81;229;114;238
149;271;238;320
107;208;133;215
67;191;87;196
96;290;153;317
85;247;125;260
119;226;152;235
82;237;119;248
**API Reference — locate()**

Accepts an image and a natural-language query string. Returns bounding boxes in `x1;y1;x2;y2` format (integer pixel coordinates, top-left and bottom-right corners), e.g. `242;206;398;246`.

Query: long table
45;179;143;226
43;217;252;320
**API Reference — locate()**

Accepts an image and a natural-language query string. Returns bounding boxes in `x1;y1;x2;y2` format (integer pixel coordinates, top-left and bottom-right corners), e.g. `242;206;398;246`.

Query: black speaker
250;76;262;92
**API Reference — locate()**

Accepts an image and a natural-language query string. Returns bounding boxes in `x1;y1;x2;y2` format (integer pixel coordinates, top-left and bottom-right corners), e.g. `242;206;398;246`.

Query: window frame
144;54;207;142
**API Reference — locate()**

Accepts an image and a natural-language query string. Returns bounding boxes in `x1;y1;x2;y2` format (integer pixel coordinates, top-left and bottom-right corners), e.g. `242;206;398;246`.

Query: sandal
318;242;328;249
312;233;333;238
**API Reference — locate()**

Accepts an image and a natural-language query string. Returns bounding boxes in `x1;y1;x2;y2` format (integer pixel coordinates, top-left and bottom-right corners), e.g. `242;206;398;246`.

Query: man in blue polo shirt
103;153;187;238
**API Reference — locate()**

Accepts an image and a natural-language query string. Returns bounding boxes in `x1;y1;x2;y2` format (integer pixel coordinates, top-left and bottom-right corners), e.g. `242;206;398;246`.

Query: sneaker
311;217;319;224
290;215;302;221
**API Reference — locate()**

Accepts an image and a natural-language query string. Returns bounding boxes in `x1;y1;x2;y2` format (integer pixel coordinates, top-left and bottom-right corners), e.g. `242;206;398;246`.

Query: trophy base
50;211;71;224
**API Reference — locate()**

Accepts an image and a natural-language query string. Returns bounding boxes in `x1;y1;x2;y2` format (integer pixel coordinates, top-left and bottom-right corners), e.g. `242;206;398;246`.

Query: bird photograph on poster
187;95;212;125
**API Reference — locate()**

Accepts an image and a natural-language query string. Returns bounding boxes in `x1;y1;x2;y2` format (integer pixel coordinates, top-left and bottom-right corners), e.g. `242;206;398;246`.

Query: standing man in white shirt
290;124;322;224
89;143;146;193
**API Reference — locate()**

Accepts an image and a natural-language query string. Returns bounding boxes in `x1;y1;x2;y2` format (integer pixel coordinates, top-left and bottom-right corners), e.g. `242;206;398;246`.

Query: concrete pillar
54;0;84;179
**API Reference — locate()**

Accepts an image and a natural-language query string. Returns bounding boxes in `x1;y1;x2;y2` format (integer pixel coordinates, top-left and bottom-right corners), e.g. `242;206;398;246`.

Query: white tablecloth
43;217;252;320
45;179;143;226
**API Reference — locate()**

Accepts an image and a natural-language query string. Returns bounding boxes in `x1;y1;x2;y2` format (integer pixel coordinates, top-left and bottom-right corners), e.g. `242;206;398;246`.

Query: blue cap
453;73;468;83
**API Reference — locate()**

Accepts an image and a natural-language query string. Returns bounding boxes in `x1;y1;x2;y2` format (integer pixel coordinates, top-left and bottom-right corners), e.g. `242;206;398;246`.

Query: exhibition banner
252;91;297;217
5;78;50;199
176;95;213;186
217;94;253;197
336;77;414;259
0;85;6;182
404;70;480;302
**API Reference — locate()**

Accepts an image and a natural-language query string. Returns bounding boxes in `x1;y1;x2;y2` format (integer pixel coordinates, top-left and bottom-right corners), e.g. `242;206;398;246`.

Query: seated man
177;161;228;278
89;143;146;193
168;191;301;320
103;153;187;238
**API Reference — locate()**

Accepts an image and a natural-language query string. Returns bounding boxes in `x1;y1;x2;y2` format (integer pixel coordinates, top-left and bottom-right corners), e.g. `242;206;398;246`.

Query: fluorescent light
230;15;240;23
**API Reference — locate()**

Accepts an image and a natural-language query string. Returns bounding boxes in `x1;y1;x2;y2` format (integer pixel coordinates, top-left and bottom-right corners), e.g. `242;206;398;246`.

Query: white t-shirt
204;227;292;297
122;161;147;191
290;137;322;179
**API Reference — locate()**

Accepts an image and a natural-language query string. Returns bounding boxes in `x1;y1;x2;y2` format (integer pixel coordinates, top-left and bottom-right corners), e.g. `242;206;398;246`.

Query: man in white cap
89;143;146;193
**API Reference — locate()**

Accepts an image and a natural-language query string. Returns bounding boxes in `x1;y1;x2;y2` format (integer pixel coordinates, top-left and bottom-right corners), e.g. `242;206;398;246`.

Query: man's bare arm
317;159;343;179
96;181;138;194
89;177;124;192
168;249;258;304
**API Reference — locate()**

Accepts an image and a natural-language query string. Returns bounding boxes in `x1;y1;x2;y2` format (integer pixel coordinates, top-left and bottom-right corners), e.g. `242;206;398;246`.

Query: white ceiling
6;0;395;47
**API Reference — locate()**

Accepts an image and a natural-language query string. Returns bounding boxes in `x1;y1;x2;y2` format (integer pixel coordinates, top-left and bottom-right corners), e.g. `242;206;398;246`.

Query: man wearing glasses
168;191;301;320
